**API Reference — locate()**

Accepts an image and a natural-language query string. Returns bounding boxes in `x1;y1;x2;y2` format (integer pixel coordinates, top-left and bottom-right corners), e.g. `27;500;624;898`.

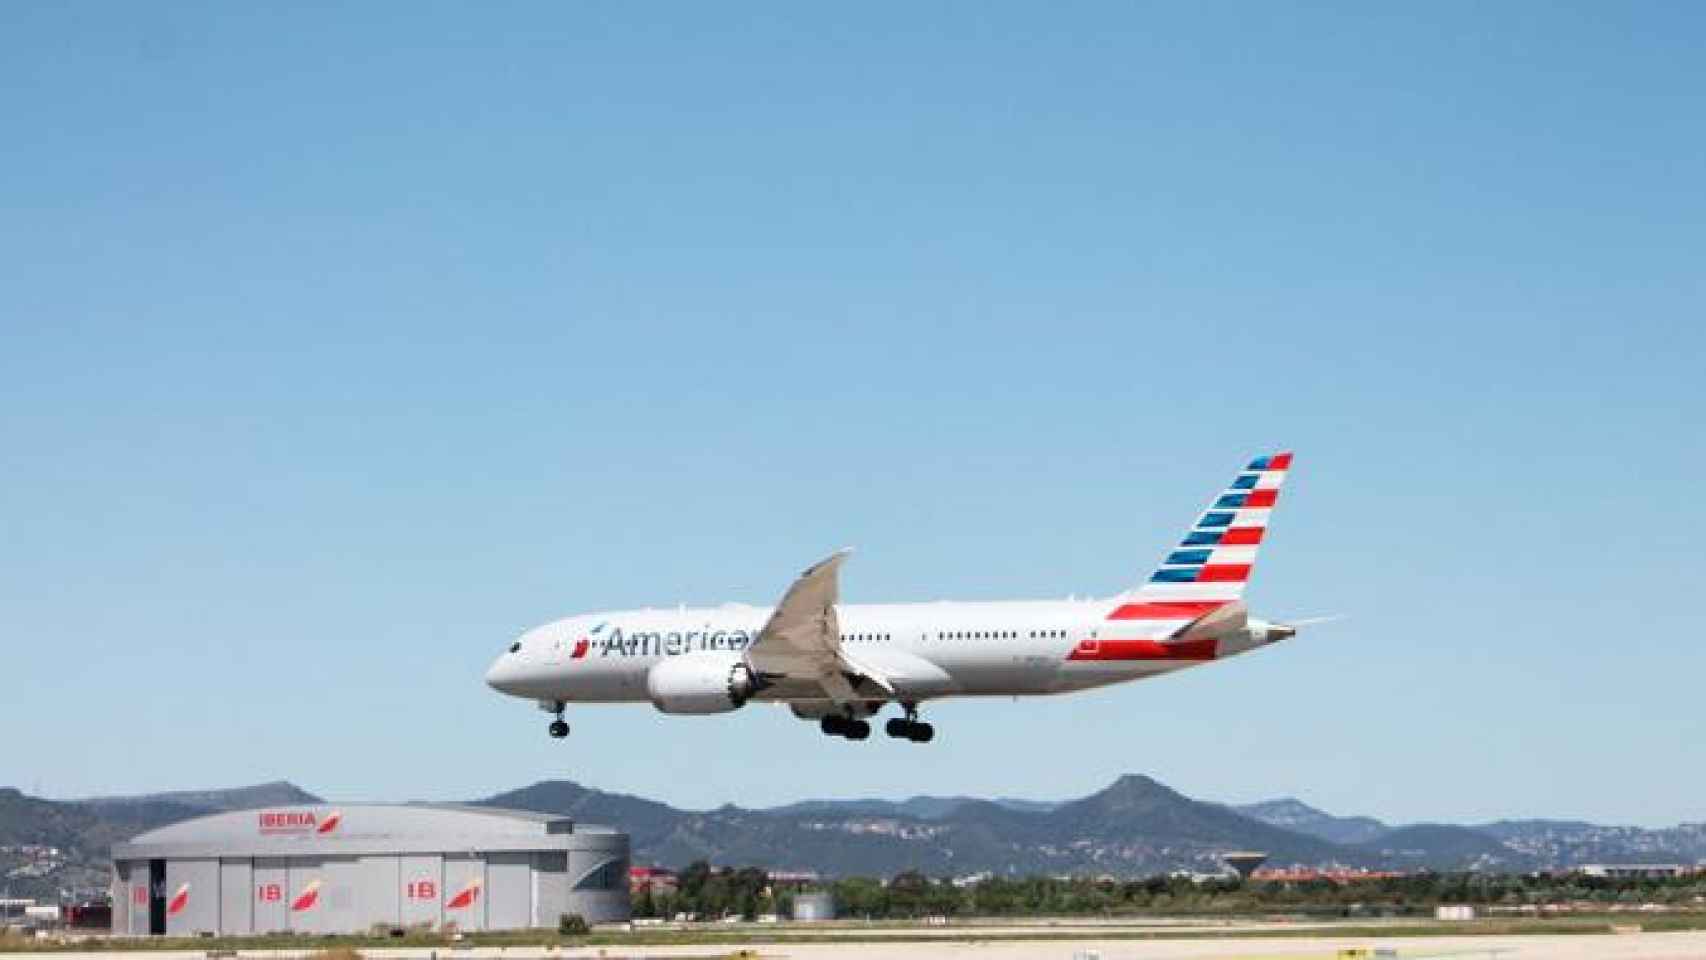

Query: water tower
1221;851;1269;881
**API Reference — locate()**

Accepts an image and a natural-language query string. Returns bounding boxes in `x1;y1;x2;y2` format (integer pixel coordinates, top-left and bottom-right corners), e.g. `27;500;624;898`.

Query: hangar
111;804;629;936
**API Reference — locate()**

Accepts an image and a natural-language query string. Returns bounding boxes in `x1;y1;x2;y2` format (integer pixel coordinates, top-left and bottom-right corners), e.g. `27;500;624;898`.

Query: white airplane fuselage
483;452;1299;740
486;598;1284;710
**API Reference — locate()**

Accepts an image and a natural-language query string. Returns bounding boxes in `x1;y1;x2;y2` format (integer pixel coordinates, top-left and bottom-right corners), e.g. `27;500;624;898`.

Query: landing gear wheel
885;718;936;742
548;719;570;739
821;716;870;740
887;703;934;742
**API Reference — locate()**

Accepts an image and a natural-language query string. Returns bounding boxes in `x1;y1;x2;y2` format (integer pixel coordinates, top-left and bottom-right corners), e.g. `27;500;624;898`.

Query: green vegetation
637;862;775;920
648;862;1706;920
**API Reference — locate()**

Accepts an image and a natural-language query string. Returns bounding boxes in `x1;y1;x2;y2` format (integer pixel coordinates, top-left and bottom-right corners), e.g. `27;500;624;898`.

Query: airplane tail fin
1118;452;1293;607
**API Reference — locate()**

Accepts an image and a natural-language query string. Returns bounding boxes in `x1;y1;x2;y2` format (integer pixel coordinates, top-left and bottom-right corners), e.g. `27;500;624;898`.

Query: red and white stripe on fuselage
1064;600;1229;664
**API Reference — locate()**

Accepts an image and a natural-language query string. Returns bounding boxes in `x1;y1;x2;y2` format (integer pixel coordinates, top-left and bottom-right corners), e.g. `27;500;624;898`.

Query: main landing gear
821;705;934;743
886;703;934;743
820;716;870;740
545;701;570;739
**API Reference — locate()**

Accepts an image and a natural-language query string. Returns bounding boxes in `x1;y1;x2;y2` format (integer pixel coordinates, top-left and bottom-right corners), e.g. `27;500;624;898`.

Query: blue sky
3;3;1702;828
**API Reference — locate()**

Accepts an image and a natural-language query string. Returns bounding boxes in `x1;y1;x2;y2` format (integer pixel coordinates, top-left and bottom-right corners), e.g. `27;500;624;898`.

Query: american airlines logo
569;622;605;660
258;809;342;834
586;625;757;659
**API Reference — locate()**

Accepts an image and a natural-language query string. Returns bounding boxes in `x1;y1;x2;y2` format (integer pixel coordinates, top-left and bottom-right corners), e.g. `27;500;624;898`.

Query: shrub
557;913;589;935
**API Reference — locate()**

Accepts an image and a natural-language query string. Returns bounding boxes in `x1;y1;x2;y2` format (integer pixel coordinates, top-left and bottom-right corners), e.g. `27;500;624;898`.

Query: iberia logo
570;622;607;660
258;808;341;835
291;880;322;913
445;878;482;910
166;883;190;916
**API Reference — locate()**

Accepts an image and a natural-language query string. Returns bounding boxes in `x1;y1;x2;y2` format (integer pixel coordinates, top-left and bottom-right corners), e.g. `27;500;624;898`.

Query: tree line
635;862;1706;920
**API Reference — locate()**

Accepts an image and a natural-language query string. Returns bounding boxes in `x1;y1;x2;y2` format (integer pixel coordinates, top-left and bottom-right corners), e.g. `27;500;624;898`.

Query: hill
483;773;1374;877
5;776;1704;892
1356;823;1533;871
1233;798;1389;845
78;781;321;814
768;796;1061;820
0;781;321;899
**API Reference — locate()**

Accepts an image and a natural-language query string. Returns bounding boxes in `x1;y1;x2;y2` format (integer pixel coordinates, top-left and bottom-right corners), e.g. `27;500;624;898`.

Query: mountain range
3;777;1702;900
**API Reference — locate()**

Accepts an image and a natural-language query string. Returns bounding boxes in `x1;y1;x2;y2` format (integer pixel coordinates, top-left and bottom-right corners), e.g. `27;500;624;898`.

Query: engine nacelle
645;651;757;715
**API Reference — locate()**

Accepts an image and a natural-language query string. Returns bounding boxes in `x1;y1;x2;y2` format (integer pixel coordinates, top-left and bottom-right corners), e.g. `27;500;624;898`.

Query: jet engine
645;651;757;715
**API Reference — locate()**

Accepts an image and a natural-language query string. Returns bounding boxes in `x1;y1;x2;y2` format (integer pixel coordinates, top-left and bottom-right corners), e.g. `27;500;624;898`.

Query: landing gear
820;716;871;740
885;704;935;743
544;701;569;739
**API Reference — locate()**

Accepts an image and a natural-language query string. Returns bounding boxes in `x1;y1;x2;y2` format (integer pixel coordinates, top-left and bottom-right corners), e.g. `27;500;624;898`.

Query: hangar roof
112;803;623;860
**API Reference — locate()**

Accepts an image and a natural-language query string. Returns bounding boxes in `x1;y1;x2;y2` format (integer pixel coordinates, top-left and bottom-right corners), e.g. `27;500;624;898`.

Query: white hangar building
111;804;629;936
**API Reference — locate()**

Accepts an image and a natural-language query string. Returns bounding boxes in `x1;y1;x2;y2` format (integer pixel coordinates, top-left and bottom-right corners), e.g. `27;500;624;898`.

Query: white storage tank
791;890;835;921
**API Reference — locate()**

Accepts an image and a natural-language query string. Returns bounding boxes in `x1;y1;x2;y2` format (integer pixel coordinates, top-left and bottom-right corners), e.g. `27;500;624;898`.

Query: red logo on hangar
257;809;343;834
291;880;322;912
445;878;482;910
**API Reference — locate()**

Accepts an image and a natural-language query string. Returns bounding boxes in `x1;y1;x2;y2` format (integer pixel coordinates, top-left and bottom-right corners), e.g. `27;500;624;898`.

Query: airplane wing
745;549;891;705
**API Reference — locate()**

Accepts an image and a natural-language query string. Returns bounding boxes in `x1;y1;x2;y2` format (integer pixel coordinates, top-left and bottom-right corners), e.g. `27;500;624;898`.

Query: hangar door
253;858;289;933
485;852;532;930
219;859;252;935
442;855;486;931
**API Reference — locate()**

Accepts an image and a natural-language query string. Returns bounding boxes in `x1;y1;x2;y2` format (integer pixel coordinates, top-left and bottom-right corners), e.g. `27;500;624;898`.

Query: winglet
802;548;853;579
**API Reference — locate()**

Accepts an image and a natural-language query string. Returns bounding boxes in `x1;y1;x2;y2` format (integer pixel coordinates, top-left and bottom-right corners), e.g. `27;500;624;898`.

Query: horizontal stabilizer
1167;600;1247;643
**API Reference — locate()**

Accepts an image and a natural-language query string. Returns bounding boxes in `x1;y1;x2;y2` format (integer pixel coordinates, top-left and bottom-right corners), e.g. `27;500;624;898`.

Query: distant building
951;872;992;888
1251;867;1407;884
629;865;678;895
1579;864;1694;880
63;900;112;930
791;890;835;921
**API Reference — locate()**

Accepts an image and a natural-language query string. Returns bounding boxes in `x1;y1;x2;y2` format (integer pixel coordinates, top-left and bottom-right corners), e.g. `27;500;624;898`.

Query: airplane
485;452;1303;743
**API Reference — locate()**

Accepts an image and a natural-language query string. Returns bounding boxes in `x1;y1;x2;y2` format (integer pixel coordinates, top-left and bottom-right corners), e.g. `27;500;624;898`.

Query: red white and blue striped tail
1119;452;1292;608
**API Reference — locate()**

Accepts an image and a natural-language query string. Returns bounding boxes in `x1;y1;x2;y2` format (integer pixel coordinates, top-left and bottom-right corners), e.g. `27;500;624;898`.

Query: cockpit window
508;641;522;653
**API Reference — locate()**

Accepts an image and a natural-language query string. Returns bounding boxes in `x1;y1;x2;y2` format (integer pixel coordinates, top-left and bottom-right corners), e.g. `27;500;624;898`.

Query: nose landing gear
543;701;569;739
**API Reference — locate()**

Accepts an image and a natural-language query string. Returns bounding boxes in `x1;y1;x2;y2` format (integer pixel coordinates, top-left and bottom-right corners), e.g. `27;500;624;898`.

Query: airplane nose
485;655;522;695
